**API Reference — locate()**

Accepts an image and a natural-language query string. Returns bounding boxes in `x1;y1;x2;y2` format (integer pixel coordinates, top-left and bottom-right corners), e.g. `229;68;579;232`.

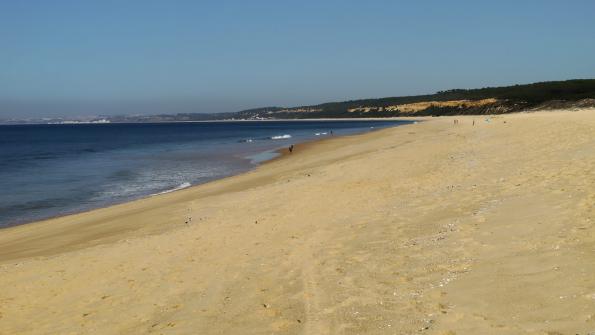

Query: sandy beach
1;109;594;334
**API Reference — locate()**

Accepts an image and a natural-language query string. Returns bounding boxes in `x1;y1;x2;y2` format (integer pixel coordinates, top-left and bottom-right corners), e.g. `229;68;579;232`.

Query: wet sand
0;110;594;334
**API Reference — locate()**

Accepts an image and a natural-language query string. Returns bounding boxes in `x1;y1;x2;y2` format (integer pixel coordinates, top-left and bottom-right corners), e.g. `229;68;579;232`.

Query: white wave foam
270;134;292;140
152;182;192;196
315;132;328;136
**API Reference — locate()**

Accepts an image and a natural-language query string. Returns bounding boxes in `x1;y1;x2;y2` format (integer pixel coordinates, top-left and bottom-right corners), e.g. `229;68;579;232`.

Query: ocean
0;120;410;227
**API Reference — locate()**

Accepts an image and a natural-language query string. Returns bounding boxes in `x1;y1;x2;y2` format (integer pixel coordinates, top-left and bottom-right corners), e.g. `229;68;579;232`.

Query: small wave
238;138;254;143
315;132;328;136
152;182;192;196
270;134;292;140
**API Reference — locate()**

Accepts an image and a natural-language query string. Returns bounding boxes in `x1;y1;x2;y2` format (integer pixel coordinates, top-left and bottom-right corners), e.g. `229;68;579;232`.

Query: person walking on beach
288;145;294;153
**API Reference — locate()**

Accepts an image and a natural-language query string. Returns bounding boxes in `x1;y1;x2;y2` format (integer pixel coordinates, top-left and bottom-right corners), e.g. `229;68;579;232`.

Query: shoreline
0;118;417;230
1;109;593;334
0;119;421;261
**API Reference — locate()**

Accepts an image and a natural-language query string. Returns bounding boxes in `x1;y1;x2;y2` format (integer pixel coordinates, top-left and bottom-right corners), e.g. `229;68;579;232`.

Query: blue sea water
0;120;410;227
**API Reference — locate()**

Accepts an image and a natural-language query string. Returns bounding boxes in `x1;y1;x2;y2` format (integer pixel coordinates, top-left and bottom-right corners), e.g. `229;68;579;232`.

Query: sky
1;0;595;118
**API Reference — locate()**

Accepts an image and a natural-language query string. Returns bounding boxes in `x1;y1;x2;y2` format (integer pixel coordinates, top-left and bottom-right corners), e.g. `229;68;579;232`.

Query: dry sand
0;110;594;334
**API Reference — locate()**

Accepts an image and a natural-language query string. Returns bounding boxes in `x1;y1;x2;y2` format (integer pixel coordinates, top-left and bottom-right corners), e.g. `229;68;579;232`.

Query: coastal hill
233;79;595;119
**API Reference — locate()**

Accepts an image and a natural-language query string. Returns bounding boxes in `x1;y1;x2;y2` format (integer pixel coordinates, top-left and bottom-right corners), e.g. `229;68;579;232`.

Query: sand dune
1;110;594;334
348;98;498;114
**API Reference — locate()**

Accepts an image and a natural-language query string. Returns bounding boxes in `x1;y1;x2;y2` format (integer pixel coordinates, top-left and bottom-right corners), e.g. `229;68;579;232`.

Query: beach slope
1;110;594;334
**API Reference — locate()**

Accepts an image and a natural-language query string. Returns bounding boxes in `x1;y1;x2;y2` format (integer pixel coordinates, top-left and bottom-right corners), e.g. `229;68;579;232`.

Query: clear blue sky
1;0;594;117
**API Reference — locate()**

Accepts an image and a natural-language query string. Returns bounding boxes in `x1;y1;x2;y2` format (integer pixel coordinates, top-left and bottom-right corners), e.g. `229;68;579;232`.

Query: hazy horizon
2;1;595;118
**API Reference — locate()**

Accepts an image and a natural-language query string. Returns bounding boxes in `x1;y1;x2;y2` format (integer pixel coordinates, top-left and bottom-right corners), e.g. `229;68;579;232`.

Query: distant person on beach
330;130;333;136
289;145;294;153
